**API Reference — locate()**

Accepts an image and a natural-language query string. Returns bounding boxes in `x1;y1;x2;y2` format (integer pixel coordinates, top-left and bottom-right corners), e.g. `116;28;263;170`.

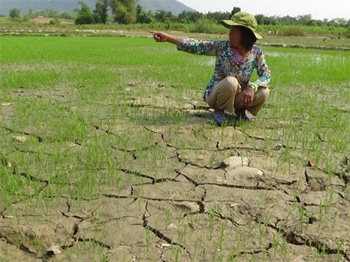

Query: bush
75;1;95;25
49;18;61;25
9;8;21;19
281;26;305;36
191;18;214;33
345;28;350;39
75;15;95;25
60;13;75;20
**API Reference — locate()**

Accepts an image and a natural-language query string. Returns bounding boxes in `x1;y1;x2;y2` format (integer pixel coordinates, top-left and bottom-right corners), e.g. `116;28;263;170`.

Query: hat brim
221;20;262;39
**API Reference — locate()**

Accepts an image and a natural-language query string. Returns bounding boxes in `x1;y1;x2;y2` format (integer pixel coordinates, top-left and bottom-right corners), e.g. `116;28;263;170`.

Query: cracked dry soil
1;91;350;262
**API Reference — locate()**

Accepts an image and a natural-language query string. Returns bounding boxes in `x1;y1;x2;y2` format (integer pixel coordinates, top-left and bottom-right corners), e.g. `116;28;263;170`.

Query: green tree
110;0;137;24
177;11;202;23
345;26;350;38
46;9;59;18
154;10;175;23
205;12;231;23
136;5;154;24
60;12;75;20
94;0;109;24
279;15;297;25
231;7;241;17
296;14;312;25
27;9;35;19
9;8;21;19
75;1;95;24
332;18;347;27
192;18;214;33
307;19;322;26
256;14;276;25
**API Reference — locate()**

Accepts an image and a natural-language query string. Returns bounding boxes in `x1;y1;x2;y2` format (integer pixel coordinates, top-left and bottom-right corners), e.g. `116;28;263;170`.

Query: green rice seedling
1;35;349;262
297;205;307;230
336;242;344;261
217;223;226;251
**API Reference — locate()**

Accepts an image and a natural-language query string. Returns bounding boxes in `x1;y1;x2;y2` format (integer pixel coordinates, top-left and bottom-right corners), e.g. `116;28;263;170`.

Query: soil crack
111;142;159;154
119;168;179;185
0;232;37;258
3;126;43;142
231;242;273;259
142;202;191;259
250;211;350;260
143;126;165;141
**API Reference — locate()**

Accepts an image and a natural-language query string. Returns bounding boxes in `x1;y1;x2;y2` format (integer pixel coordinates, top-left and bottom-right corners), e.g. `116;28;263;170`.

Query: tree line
8;0;350;28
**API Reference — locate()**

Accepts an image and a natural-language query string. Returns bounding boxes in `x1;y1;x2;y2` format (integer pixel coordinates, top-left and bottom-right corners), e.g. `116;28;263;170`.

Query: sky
177;0;350;20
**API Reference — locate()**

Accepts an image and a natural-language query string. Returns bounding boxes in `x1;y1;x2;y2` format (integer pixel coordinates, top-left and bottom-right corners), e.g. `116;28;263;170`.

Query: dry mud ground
1;87;350;262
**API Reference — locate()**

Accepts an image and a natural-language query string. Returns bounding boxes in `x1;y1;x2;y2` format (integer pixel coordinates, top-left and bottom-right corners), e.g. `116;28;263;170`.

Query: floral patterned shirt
177;38;271;99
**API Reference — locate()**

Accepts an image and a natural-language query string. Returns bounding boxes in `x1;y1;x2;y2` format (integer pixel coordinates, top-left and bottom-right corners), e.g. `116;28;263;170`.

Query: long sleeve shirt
177;38;271;99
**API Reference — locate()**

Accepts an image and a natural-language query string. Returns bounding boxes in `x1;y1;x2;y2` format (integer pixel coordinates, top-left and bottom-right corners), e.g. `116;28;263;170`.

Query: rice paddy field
0;35;350;261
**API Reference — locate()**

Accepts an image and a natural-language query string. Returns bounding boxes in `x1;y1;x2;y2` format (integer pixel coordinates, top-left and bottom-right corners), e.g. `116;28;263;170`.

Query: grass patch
0;36;349;261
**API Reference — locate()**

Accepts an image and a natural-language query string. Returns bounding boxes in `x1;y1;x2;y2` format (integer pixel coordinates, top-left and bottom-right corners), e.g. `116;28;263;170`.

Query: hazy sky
177;0;350;20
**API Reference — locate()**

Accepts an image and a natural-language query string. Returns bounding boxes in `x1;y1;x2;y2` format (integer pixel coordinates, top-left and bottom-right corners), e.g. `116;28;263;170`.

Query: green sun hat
221;11;262;39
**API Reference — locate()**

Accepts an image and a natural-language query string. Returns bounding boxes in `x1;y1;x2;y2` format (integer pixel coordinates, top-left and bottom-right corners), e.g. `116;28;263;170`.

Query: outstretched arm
151;31;222;56
150;31;178;45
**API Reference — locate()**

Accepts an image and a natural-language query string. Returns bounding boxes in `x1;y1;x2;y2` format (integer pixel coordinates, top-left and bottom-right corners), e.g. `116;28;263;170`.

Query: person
151;11;271;126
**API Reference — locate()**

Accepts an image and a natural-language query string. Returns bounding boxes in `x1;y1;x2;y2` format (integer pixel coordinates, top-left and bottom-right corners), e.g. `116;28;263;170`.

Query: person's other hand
150;31;168;42
242;86;255;106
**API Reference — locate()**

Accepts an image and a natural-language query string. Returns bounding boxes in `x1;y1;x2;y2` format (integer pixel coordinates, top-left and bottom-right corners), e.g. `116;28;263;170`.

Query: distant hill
0;0;196;15
139;0;195;14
